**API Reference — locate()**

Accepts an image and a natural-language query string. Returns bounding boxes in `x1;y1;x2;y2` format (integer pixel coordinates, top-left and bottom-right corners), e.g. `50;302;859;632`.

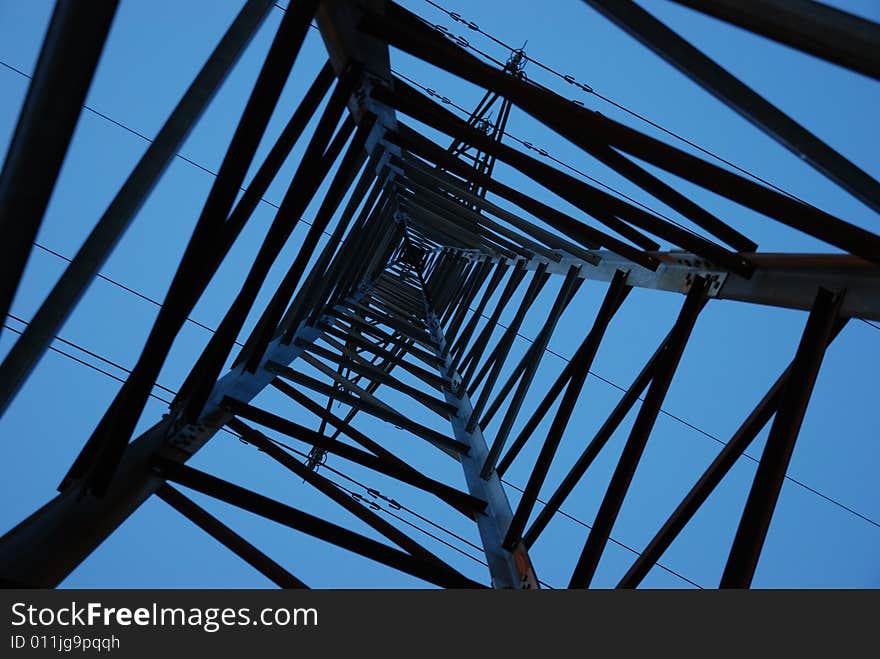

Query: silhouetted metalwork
0;0;877;589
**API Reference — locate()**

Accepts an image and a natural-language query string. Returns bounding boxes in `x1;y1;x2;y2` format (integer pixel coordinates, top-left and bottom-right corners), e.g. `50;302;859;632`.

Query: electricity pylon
0;0;878;589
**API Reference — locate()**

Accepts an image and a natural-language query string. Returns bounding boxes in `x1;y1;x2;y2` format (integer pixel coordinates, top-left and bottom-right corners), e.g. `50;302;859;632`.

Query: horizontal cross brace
451;249;880;320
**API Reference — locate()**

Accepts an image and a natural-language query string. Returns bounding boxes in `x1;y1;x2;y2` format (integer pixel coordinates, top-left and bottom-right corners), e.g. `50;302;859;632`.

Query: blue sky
0;0;878;588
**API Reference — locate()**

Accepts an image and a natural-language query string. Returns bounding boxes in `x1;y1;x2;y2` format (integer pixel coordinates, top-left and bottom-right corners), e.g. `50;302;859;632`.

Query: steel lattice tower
0;0;878;589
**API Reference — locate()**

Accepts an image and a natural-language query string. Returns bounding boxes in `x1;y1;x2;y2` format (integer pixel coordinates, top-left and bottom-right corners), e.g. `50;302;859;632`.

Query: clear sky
0;0;878;589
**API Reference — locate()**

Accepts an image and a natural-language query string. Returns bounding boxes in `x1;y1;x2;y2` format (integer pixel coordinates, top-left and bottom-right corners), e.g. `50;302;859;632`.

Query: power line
418;0;817;207
6;312;178;398
327;478;491;569
2;322;174;407
0;59;331;239
410;8;513;72
30;241;245;347
226;426;496;576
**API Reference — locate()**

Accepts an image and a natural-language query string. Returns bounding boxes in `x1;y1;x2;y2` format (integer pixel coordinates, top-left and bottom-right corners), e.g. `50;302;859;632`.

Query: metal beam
300;340;455;416
385;129;658;269
716;253;880;321
397;257;539;589
156;484;308;589
62;0;322;495
458;265;527;381
0;0;276;418
671;0;880;81
238;113;377;376
0;0;118;337
231;419;466;574
453;250;880;321
225;413;484;516
522;315;689;546
427;312;539;589
503;270;631;549
156;459;484;589
480;266;584;477
268;363;469;456
449;260;509;364
720;287;843;588
466;264;550;426
184;80;360;405
0;0;409;591
617;317;847;588
381;83;759;274
569;277;709;587
583;0;880;214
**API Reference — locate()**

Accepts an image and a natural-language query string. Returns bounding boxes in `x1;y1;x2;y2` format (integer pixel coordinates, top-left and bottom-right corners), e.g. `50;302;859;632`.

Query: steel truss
0;0;877;589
